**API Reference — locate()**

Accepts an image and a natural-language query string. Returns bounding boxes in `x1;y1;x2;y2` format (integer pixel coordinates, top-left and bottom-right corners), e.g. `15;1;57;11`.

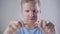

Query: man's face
22;2;40;23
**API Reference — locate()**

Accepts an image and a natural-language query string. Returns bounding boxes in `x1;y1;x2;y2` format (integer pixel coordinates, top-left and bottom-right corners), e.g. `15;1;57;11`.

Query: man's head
21;0;41;23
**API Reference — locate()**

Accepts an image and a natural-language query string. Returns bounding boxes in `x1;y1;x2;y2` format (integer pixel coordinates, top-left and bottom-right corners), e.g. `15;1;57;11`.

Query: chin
29;20;36;23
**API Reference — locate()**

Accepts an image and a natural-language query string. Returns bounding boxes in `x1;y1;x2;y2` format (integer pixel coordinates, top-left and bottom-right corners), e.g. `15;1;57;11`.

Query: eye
26;10;29;13
33;10;36;13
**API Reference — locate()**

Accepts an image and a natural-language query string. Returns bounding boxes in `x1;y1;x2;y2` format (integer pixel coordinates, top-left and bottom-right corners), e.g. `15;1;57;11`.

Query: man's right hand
3;20;24;34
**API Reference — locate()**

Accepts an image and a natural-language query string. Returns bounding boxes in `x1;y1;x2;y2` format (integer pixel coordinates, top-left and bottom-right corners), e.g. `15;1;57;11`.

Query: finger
46;22;54;29
9;24;16;31
13;23;20;29
18;20;24;27
9;20;23;29
18;21;23;27
37;21;40;28
40;20;43;27
45;21;55;33
40;20;47;29
43;20;47;29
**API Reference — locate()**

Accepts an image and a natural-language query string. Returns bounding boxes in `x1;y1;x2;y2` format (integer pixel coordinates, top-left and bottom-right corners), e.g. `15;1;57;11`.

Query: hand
38;20;56;34
3;20;24;34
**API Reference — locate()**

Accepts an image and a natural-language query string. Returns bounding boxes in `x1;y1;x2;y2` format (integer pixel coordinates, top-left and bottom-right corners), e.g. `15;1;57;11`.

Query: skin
22;2;39;23
22;2;40;29
3;2;56;34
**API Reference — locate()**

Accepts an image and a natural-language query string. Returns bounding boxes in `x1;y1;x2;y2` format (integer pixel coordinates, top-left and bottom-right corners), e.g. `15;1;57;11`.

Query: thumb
18;20;24;27
40;20;47;29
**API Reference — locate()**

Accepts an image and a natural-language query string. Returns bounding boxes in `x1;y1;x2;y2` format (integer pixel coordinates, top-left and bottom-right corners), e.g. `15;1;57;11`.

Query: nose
30;11;34;17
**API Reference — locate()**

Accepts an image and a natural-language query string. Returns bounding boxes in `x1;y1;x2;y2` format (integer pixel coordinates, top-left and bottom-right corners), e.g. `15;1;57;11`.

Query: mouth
28;18;37;22
27;17;37;21
29;18;35;20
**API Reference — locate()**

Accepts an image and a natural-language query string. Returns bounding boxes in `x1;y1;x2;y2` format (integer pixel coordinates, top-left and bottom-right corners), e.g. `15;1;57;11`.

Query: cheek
23;12;29;18
33;13;37;18
34;12;39;18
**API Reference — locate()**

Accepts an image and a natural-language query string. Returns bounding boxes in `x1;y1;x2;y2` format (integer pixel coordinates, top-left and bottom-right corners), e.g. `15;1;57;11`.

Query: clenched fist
3;20;24;34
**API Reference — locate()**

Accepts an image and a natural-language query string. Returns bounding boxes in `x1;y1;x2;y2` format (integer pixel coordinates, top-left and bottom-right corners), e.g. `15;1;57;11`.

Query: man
3;0;56;34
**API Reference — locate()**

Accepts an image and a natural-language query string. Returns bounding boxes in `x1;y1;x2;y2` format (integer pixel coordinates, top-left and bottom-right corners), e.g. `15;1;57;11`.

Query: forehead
22;2;36;10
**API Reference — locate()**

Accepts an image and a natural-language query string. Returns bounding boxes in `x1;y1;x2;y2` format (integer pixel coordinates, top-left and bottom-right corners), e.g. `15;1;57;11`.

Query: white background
0;0;60;34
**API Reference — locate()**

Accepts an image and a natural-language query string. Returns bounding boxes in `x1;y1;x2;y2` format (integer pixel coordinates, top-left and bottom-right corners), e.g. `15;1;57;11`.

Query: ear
40;8;41;14
37;8;41;15
35;2;41;14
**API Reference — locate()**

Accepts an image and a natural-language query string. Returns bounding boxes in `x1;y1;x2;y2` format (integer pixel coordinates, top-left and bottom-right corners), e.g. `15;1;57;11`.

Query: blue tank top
18;27;44;34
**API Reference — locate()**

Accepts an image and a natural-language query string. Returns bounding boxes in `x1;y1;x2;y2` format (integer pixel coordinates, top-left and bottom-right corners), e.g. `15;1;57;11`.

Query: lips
27;16;37;20
29;17;36;20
